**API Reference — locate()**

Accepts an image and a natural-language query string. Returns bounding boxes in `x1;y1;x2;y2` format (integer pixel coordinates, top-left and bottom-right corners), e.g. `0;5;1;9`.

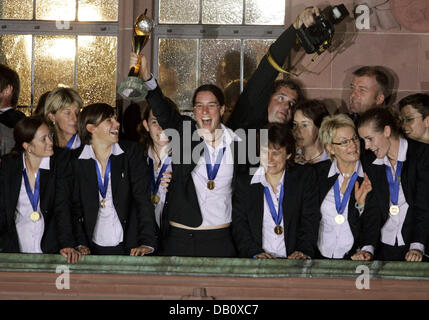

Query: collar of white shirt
372;137;408;166
78;143;124;160
0;106;13;113
22;153;50;171
148;145;171;164
250;166;285;190
200;123;242;150
328;158;364;178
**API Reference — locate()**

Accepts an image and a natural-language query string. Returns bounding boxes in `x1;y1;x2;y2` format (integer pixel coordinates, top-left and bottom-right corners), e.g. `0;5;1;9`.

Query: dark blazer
313;159;379;256
0;148;71;253
231;164;320;258
68;140;158;251
226;25;297;131
146;86;247;231
361;138;429;248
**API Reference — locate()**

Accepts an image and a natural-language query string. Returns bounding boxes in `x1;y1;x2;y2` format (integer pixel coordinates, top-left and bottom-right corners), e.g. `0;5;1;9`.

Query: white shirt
191;124;239;227
318;159;364;259
148;147;172;227
370;138;424;253
15;155;50;253
251;166;287;257
67;134;81;150
78;143;124;247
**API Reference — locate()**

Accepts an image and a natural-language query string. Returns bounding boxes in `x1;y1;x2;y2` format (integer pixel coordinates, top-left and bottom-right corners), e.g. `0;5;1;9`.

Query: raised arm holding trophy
118;9;153;102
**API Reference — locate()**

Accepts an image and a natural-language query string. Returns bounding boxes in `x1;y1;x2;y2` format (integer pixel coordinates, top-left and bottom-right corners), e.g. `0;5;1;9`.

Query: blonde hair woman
44;87;83;149
315;114;375;260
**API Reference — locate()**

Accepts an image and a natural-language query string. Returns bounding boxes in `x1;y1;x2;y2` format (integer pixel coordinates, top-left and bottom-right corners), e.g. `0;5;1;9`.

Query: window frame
152;0;286;100
0;0;119;108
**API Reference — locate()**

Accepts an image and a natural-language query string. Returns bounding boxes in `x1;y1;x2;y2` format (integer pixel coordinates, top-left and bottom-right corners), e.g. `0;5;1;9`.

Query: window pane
78;0;118;22
0;0;33;20
36;0;76;20
202;0;242;24
34;36;75;105
77;36;117;106
158;38;198;111
244;39;275;78
159;0;199;24
200;39;241;89
245;0;285;25
0;35;32;107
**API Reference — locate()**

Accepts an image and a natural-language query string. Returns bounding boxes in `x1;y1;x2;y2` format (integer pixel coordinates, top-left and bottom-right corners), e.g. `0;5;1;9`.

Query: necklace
303;150;324;164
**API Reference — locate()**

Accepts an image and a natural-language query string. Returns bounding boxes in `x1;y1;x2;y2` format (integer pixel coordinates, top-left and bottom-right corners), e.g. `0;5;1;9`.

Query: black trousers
375;242;408;261
160;226;237;257
91;242;127;255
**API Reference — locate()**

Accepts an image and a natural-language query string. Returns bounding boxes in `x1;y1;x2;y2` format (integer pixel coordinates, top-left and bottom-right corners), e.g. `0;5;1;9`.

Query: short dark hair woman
232;123;320;259
293;99;330;164
71;103;158;256
0;116;80;263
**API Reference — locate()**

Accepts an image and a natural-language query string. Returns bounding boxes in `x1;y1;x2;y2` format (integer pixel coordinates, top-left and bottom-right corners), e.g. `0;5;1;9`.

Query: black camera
296;4;349;55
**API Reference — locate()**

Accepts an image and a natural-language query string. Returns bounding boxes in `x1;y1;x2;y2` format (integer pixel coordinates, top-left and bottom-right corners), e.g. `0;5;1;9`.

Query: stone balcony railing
0;253;428;299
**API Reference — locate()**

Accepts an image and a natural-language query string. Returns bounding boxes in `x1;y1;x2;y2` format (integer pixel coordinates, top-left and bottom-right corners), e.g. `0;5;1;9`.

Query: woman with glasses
357;107;429;261
43;87;82;150
315;114;376;260
0;116;81;263
293;100;330;165
130;53;243;257
398;93;429;144
232;123;320;259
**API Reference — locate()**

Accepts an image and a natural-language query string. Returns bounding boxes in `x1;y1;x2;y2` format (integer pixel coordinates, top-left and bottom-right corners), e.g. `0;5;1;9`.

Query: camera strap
266;49;320;78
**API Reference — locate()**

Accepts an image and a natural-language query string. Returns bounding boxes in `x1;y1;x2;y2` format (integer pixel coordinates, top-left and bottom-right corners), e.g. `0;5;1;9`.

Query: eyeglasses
331;135;360;147
194;103;219;109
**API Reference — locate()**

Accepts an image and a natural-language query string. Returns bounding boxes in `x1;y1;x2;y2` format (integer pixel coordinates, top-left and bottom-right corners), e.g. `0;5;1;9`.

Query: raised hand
354;172;372;208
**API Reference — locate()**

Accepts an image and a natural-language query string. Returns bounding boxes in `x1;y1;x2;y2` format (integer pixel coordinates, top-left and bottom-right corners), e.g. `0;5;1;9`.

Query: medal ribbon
204;145;226;181
95;157;111;201
385;161;403;205
65;134;77;149
263;184;284;226
23;169;41;212
148;156;171;196
333;172;358;215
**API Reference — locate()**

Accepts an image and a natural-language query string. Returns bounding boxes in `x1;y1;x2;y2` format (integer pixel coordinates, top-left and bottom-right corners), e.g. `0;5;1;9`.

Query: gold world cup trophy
118;9;153;102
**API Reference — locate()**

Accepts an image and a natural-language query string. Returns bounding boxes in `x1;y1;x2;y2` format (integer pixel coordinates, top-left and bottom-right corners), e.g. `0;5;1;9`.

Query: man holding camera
226;7;320;130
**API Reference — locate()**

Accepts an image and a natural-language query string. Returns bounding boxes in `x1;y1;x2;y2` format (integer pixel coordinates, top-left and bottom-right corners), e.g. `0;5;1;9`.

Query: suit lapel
110;154;122;202
38;169;51;214
254;183;264;245
81;159;100;232
376;164;390;220
400;157;409;202
9;159;23;222
282;171;292;238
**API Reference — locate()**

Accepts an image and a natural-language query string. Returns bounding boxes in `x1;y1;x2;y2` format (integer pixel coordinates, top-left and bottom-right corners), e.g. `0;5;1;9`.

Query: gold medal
207;180;215;190
335;214;345;225
100;199;106;208
151;194;160;205
389;205;400;216
274;225;283;235
30;211;40;222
